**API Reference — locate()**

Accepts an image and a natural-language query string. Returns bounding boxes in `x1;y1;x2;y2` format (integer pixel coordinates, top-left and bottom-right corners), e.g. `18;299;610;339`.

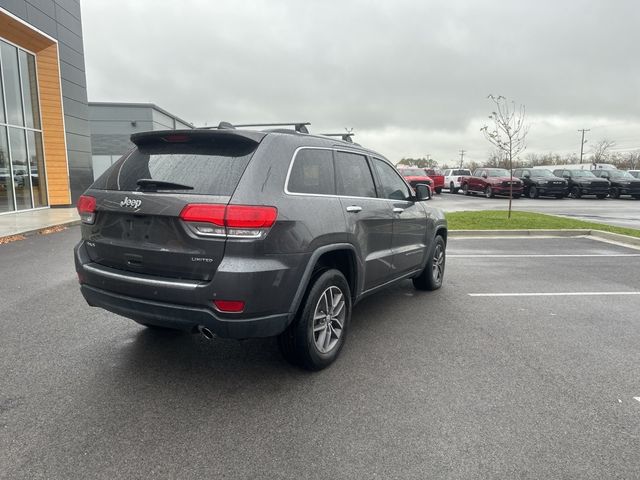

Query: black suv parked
552;169;610;199
75;124;447;370
590;169;640;199
513;168;568;198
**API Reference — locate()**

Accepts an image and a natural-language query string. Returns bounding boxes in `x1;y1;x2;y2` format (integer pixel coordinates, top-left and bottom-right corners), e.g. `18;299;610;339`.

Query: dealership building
0;0;92;215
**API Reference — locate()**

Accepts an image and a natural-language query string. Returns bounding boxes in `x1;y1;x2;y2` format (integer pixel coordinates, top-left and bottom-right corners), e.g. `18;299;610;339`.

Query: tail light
77;195;96;224
180;204;277;238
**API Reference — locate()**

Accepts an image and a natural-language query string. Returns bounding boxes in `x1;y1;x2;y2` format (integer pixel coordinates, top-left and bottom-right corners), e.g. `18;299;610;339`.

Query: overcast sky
81;0;640;165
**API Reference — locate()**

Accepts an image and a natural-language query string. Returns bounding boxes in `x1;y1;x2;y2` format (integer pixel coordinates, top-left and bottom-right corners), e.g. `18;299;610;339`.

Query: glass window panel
335;151;376;198
0;126;15;212
372;158;411;201
0;56;5;124
1;41;25;127
287;149;335;195
9;127;32;210
19;51;40;129
27;130;47;207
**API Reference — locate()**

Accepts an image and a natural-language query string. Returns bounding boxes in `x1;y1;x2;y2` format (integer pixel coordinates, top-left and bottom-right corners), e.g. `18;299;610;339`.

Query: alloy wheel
312;286;346;354
432;243;445;283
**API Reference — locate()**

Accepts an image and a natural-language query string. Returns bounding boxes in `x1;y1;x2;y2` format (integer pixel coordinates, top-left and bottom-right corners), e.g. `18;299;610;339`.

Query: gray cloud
82;0;640;163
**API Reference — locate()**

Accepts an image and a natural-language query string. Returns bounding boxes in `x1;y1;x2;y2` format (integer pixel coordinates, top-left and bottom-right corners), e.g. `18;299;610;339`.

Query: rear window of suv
91;138;257;196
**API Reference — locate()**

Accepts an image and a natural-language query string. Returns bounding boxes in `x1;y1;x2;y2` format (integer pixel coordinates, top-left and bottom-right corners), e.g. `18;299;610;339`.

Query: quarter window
335;151;376;198
372;158;411;201
287;148;335;195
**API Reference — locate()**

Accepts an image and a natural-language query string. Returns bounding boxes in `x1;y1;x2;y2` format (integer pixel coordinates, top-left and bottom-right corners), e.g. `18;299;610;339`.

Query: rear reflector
77;195;96;224
180;204;277;238
213;300;245;313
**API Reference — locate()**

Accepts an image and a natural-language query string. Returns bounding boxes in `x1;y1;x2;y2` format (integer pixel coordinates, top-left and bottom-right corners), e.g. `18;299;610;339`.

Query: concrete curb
0;219;81;241
449;229;640;249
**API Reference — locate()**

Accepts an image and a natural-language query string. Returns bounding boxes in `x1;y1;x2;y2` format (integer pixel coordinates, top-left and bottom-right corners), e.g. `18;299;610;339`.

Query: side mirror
414;183;431;201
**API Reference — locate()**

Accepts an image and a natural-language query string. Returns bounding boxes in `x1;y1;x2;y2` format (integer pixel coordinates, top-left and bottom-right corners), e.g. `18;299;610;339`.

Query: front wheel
529;186;538;199
450;182;459;194
555;194;565;199
435;187;442;194
513;194;521;199
278;269;351;371
413;235;446;291
596;194;607;199
462;184;470;196
610;188;620;199
485;186;494;198
570;186;581;199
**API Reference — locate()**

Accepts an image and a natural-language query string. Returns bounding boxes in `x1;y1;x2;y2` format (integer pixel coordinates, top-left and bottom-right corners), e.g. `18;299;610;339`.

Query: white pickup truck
443;168;471;193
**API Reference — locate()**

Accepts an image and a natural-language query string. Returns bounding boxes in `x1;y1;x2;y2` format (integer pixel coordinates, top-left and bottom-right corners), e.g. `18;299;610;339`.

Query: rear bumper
80;284;290;338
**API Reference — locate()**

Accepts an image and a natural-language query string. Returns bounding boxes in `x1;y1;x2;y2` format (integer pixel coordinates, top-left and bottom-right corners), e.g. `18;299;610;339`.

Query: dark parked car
552;169;609;199
513;168;568;199
590;169;640;199
75;123;447;370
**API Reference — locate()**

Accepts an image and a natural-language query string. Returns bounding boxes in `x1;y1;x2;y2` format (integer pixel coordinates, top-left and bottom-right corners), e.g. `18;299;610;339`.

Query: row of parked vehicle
398;166;640;199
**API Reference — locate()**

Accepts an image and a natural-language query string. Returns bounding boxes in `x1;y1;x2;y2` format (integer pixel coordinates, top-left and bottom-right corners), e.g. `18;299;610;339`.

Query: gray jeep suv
74;125;447;370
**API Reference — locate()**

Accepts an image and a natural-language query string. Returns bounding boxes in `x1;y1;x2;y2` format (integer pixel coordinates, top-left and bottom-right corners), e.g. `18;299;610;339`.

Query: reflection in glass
1;41;25;127
19;51;41;129
27;130;47;207
0;127;15;212
0;57;5;124
9;128;32;210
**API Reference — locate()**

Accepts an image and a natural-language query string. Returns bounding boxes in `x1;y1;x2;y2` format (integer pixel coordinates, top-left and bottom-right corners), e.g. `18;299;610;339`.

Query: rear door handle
393;207;404;213
346;206;362;213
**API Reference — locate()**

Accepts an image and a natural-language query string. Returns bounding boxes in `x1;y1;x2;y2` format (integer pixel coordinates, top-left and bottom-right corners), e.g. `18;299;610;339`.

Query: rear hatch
83;129;265;281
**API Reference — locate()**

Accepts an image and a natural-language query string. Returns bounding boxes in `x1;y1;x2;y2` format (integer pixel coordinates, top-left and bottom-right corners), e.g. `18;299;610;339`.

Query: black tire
485;186;494;198
570;186;581;199
596;194;607;199
555;194;564;199
610;188;620;199
463;184;470;196
633;195;640;200
278;269;351;371
435;187;442;194
529;186;538;199
413;235;446;291
449;182;459;194
513;194;521;199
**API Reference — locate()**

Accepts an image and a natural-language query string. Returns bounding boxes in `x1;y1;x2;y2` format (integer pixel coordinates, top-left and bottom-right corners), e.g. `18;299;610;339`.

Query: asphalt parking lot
433;190;640;229
1;228;640;479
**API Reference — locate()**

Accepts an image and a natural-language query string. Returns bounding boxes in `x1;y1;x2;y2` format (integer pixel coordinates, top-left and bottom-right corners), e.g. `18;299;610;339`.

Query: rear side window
335;151;377;198
92;138;257;195
372;158;411;201
287;148;335;195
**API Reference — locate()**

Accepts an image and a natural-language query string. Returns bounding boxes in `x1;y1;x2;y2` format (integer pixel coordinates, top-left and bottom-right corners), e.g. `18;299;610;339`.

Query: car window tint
372;158;411;201
288;148;335;195
334;151;376;198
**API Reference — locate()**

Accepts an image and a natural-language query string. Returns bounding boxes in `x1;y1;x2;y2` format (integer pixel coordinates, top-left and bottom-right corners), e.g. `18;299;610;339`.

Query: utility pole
459;149;466;169
578;129;590;164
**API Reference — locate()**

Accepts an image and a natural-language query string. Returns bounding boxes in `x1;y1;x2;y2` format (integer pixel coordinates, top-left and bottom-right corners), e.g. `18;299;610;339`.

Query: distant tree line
397;157;439;168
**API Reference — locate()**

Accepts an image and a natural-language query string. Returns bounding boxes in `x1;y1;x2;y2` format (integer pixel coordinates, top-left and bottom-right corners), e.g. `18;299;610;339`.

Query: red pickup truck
424;168;445;194
460;168;524;198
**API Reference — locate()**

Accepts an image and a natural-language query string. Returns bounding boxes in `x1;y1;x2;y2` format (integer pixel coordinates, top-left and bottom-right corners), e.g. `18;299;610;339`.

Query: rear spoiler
130;128;266;147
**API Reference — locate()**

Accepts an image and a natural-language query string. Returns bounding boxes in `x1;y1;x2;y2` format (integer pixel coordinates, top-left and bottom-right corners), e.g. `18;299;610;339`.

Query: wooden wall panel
1;10;71;205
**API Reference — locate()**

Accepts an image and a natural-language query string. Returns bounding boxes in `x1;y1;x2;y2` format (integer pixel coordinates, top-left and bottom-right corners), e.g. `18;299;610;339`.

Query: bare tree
480;95;529;218
590;138;615;164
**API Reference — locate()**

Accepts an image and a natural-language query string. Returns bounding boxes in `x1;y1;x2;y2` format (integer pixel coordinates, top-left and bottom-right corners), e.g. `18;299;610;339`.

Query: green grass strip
446;210;640;239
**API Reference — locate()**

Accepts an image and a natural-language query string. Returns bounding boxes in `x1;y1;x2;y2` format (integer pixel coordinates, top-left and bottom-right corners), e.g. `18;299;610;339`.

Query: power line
578;129;590;164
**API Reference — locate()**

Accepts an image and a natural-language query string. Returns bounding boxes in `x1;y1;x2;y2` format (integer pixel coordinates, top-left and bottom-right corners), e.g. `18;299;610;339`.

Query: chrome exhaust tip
198;325;216;340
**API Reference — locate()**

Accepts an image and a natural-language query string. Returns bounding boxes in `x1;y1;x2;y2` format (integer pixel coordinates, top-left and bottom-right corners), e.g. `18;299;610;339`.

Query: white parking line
449;254;640;258
469;292;640;297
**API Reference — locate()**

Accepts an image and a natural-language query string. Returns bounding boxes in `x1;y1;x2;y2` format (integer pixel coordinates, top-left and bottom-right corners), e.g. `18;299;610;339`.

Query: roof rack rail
322;132;355;143
198;122;311;134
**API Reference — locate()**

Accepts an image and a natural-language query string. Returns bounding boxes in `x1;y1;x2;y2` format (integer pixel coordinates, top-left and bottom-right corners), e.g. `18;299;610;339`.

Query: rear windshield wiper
136;179;194;191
